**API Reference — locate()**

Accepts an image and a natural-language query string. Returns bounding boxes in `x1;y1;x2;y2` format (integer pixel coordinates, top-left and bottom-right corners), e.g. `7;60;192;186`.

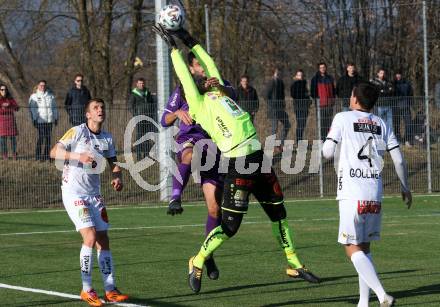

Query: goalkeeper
153;24;320;293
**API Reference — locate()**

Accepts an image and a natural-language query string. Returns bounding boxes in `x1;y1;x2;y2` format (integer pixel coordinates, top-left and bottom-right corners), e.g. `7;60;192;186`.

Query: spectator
336;62;363;111
29;80;58;161
435;80;440;109
0;84;19;160
394;72;414;146
310;62;335;140
128;77;155;160
237;75;259;123
265;68;291;152
370;68;394;129
290;69;310;142
64;73;91;126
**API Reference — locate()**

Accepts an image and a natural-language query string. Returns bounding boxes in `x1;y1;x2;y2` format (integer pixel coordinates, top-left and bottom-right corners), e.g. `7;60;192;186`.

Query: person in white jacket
29;80;58;161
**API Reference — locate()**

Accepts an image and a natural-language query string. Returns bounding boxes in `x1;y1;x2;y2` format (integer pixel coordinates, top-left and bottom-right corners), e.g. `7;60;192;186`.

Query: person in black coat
394;72;414;145
265;68;291;151
290;70;310;142
65;74;91;126
336;63;363;110
237;75;259;123
128;77;155;160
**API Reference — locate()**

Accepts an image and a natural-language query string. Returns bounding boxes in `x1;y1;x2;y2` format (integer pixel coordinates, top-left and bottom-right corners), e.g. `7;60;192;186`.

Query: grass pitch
1;195;439;306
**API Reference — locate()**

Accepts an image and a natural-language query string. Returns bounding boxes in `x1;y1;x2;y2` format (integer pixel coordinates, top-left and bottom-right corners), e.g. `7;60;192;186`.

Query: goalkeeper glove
172;28;198;49
152;24;177;49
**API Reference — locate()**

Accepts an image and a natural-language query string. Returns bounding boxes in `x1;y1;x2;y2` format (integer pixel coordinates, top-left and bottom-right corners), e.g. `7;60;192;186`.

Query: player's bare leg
95;231;128;303
202;182;222;280
345;243;394;307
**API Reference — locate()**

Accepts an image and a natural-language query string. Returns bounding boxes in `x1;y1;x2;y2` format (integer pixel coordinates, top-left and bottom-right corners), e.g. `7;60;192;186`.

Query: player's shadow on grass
390;283;440;302
123;296;186;307
8;298;79;306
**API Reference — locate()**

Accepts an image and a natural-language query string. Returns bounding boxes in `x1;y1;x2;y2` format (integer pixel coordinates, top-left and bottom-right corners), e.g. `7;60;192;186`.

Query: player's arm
153;25;202;113
50;128;94;164
107;156;123;192
170;49;202;112
191;44;224;85
322;113;342;159
50;143;94;164
389;147;412;208
161;87;193;126
322;138;337;159
172;27;224;85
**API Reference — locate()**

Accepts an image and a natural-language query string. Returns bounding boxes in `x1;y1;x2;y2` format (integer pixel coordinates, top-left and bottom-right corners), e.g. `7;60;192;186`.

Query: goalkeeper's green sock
193;225;229;268
272;219;303;269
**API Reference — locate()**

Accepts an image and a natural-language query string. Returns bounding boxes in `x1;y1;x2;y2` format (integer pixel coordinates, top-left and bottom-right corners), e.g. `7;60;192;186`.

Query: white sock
357;253;372;307
80;245;93;291
97;249;115;292
351;251;386;303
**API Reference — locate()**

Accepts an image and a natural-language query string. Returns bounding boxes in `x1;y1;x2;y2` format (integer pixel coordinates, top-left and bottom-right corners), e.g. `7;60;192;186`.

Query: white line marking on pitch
1;213;439;237
0;283;148;307
1;194;437;215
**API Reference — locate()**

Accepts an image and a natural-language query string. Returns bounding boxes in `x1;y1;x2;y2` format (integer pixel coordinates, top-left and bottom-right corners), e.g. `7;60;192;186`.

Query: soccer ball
158;4;185;31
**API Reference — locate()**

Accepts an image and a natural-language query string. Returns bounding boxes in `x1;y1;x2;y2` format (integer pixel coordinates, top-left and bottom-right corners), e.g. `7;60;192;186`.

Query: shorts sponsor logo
349;168;380;179
357;200;381;215
341;232;356;240
233;189;249;208
79;207;91;223
78;207;90;218
74;199;88;206
234;178;253;188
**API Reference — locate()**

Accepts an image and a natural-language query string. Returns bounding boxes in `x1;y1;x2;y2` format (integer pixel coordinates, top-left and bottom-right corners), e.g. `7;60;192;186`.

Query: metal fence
0;96;438;209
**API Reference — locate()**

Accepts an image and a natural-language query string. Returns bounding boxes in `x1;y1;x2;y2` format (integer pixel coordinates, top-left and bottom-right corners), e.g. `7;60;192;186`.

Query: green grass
1;195;440;306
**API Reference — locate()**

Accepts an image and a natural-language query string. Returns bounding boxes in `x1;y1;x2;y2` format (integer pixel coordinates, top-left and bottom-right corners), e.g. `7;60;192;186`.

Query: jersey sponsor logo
219;96;243;117
357;200;381;215
349;168;380;179
215;116;232;138
353;122;382;135
170;92;179;107
207;92;218;100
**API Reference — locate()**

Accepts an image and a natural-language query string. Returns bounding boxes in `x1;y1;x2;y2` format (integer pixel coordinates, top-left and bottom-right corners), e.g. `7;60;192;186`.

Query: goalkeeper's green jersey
171;44;260;158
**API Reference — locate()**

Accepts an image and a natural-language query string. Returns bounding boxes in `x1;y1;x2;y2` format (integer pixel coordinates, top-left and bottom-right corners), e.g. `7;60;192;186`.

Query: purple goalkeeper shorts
176;134;224;188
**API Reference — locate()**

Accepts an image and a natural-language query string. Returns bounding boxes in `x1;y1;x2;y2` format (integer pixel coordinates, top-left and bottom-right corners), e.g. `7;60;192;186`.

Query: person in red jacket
0;84;19;160
310;62;336;140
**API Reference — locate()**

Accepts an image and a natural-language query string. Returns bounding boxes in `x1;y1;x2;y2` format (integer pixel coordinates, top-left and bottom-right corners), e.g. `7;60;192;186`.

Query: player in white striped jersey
322;82;412;307
50;98;128;306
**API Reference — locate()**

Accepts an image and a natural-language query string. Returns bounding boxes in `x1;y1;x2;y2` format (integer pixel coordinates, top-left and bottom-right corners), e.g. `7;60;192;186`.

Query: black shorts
222;150;284;213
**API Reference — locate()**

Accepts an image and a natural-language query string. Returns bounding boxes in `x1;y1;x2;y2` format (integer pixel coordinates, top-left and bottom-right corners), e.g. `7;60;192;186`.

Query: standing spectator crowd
0;62;428;162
